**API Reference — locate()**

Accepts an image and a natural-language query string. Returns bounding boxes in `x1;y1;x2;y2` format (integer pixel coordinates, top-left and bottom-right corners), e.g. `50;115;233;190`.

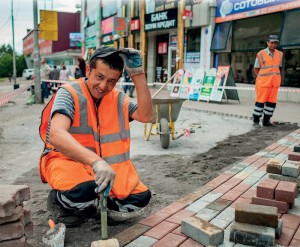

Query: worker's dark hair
89;46;124;73
89;54;124;73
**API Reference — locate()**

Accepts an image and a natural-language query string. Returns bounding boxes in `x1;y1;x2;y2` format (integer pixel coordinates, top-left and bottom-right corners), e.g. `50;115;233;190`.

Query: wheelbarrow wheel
159;118;170;149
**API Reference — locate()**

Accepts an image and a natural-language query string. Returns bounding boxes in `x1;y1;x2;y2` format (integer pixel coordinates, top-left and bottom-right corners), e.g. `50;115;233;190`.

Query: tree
0;44;13;57
0;44;27;78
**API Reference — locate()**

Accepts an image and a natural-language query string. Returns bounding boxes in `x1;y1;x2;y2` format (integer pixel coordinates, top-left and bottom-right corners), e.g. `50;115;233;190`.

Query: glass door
168;47;177;80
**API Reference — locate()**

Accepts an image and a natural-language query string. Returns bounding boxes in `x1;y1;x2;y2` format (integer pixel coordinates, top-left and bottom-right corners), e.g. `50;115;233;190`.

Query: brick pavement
114;128;300;247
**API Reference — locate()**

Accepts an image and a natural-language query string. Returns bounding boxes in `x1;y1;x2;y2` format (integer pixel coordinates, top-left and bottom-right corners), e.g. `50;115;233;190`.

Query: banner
209;66;230;102
39;10;58;41
188;68;205;101
198;68;217;101
179;68;194;99
225;68;240;101
170;69;184;98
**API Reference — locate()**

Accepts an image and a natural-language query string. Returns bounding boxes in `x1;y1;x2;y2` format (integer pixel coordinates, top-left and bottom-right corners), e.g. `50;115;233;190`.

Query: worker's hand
92;160;115;193
119;48;144;77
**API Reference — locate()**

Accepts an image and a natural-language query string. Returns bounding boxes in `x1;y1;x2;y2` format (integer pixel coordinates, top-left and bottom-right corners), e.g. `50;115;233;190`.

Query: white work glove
119;48;144;77
92;160;115;193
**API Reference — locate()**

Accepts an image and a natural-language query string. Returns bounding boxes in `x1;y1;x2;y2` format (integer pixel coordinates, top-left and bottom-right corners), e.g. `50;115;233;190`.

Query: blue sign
216;0;295;18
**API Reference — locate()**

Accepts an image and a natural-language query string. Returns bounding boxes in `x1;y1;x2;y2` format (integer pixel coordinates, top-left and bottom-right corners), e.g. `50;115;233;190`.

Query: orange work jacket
39;78;146;199
256;49;283;88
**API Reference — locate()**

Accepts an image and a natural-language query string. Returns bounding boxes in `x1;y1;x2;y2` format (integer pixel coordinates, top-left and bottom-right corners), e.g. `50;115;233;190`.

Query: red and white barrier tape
40;79;300;93
0;83;33;107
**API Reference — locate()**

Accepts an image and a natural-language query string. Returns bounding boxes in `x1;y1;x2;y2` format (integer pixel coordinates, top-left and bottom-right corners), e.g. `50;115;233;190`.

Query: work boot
47;190;83;228
252;121;261;128
263;121;276;127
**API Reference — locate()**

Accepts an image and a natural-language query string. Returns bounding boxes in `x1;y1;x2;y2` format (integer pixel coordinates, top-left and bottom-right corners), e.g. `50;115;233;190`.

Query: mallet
91;188;119;247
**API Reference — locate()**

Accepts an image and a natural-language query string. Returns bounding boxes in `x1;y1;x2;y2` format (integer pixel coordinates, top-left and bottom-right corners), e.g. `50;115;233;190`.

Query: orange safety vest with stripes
39;78;147;199
256;49;283;88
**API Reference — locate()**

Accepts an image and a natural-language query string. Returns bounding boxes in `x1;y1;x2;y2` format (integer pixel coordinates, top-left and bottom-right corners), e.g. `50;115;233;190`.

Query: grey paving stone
182;216;224;246
275;153;288;160
229;221;275;247
207;198;232;212
242;175;261;186
251;170;267;178
269;173;300;187
275;219;283;239
282;161;300;178
200;192;223;203
216;207;235;222
255;151;269;156
210;218;232;229
225;168;242;175
186;199;210;213
218;242;235;247
242;166;257;174
234;163;249;169
289;197;300;215
124;236;157;247
264;153;278;158
196;208;219;221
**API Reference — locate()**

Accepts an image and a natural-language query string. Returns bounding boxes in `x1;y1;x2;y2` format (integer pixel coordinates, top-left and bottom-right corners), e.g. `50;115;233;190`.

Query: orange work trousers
255;86;279;103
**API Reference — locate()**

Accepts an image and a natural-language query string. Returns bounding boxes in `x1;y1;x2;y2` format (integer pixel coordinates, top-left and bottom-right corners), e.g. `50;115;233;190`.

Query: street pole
33;0;42;103
11;0;18;89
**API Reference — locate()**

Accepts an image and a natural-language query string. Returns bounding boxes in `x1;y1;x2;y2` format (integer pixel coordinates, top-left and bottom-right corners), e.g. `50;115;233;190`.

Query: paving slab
117;128;300;247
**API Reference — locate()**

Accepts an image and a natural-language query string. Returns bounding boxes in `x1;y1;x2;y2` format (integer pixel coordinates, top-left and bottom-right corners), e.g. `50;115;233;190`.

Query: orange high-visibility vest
39;78;147;199
256;49;283;88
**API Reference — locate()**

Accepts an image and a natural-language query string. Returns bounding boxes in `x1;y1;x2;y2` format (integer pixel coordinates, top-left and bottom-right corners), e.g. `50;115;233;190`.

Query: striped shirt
46;88;138;144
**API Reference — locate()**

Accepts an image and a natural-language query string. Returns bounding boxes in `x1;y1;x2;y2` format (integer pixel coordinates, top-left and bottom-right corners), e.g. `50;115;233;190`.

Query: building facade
81;0;217;84
23;11;81;73
213;0;300;87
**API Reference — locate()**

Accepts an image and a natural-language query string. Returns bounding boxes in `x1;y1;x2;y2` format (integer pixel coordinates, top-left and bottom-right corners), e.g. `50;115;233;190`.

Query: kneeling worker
39;46;153;227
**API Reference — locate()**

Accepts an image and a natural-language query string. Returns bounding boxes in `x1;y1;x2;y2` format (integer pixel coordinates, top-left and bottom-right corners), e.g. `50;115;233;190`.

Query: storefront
144;7;178;82
212;0;300;87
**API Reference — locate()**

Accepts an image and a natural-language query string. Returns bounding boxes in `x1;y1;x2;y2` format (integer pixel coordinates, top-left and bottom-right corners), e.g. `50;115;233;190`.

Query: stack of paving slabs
0;185;32;247
229;203;280;246
267;157;300;187
252;178;298;213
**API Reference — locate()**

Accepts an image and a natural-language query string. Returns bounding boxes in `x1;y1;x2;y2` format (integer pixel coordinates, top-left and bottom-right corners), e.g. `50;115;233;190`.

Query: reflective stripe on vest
257;50;281;77
64;80;131;163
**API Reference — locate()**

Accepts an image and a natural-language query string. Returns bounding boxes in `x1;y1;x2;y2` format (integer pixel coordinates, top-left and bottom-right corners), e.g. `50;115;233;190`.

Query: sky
0;0;81;54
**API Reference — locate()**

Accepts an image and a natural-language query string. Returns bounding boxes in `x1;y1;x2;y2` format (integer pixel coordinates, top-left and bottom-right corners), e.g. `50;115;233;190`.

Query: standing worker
41;58;53;100
39;46;153;227
252;34;283;127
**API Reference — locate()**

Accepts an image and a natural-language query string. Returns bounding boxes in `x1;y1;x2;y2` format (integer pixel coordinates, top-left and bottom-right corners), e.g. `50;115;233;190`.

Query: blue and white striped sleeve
128;98;138;118
50;88;75;123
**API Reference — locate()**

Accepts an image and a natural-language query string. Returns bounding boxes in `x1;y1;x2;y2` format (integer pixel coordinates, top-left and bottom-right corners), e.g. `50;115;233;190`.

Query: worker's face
267;40;278;52
86;60;121;99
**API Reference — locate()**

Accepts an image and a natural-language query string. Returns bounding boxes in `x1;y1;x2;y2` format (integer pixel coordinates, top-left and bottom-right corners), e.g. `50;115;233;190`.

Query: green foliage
0;44;27;77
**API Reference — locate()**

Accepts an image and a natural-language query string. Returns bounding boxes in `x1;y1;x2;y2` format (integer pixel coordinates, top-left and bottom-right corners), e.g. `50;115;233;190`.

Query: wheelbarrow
144;70;191;149
144;98;184;149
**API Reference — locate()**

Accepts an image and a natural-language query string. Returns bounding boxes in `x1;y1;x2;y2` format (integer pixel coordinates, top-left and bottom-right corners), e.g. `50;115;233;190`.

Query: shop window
232;13;282;52
102;0;119;19
283;49;300;87
211;22;232;51
280;10;300;47
186;29;200;52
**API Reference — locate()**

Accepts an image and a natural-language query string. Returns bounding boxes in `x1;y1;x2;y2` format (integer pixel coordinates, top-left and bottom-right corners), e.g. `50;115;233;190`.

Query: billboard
69;33;82;47
216;0;300;23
